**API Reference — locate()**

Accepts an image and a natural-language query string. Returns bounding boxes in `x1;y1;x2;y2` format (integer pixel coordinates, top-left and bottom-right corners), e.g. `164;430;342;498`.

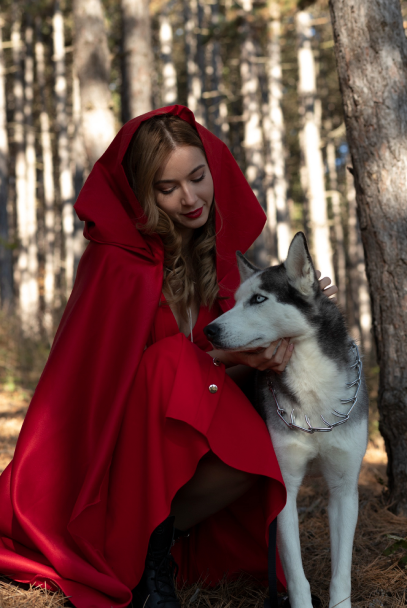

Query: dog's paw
279;594;321;608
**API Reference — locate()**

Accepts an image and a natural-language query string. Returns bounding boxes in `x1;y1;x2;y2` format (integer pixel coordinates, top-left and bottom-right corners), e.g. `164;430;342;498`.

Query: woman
0;105;336;608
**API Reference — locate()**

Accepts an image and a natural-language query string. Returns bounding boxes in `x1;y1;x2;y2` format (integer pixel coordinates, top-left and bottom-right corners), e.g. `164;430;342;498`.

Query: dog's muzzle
203;322;223;346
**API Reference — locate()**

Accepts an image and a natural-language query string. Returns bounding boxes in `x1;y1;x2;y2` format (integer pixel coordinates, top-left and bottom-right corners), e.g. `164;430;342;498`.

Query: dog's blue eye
250;294;267;305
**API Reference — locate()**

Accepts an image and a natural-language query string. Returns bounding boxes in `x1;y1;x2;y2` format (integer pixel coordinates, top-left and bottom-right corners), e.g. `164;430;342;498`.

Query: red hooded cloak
0;106;286;607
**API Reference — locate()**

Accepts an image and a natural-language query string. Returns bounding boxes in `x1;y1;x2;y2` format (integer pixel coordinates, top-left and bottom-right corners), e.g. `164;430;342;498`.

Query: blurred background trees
0;0;378;343
0;0;406;509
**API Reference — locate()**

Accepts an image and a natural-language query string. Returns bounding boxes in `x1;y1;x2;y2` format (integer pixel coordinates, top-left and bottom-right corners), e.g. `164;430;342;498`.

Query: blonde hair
124;114;218;318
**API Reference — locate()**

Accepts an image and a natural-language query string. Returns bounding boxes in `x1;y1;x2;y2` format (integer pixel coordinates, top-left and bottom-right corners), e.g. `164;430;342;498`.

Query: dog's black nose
203;323;221;341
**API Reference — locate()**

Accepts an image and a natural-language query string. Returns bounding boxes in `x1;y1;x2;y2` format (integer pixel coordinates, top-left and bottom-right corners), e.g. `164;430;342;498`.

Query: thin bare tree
330;0;407;514
71;70;88;279
73;0;116;167
296;10;334;279
13;13;39;332
53;0;75;294
121;0;153;121
35;19;55;331
159;13;177;105
325;140;346;311
184;0;205;124
264;1;290;263
240;0;267;266
0;19;13;310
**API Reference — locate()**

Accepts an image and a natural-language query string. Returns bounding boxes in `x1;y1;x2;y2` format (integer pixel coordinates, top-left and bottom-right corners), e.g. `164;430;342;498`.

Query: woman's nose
181;185;198;206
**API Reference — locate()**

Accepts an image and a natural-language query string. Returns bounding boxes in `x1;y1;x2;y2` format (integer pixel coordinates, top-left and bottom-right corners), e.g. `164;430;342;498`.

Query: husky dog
204;232;368;608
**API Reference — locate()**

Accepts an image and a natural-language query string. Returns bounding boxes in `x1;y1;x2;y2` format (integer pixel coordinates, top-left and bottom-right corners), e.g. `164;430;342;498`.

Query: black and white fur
204;232;368;608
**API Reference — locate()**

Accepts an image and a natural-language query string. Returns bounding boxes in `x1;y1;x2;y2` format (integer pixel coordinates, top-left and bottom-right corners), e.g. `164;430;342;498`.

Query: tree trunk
13;15;39;333
23;20;39;330
184;0;205;124
264;1;290;263
72;70;87;280
0;21;13;310
53;0;75;295
121;0;152;121
296;11;334;279
73;0;116;166
35;19;55;332
159;14;177;105
329;0;407;514
326;141;346;310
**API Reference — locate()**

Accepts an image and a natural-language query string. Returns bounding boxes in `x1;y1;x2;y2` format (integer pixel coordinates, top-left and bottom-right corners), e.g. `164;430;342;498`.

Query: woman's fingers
316;272;339;299
322;285;338;298
259;338;294;372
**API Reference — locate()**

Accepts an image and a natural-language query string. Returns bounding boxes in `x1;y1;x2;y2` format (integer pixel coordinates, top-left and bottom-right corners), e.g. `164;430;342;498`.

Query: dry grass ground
0;323;405;607
0;384;405;607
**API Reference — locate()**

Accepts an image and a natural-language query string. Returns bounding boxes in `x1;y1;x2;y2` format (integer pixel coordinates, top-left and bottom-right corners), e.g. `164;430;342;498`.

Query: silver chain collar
267;341;362;434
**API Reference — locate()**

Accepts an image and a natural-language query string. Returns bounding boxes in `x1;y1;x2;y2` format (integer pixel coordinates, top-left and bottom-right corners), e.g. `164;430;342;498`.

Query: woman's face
154;146;214;238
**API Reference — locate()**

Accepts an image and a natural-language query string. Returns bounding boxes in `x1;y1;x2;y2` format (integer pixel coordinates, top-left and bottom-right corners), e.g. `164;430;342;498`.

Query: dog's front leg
275;446;313;608
322;449;363;608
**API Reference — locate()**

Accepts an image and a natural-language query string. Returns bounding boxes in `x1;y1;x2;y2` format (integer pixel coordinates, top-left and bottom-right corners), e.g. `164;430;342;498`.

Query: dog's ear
284;232;317;297
236;251;259;283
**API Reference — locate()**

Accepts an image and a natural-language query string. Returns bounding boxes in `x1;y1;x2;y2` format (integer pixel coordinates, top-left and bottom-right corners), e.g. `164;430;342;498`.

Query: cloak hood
74;104;266;302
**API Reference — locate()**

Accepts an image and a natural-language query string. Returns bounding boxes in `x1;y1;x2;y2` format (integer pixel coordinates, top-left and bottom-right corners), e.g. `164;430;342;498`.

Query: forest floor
0;374;406;607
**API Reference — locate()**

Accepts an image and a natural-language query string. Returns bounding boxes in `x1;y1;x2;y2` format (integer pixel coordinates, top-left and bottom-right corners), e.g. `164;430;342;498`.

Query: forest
0;0;407;606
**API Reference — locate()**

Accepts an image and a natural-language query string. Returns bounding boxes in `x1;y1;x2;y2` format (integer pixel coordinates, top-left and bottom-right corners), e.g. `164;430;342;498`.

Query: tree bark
159;14;177;105
264;1;290;263
184;0;205;124
346;160;372;356
240;2;266;266
53;1;75;295
13;14;39;333
296;11;334;279
35;19;55;333
71;70;87;281
23;20;39;330
121;0;152;121
73;0;116;166
329;0;407;514
326;141;346;310
0;20;13;310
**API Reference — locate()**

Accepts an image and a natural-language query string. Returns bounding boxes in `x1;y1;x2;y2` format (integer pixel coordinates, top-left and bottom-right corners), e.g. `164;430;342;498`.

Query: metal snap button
213;358;221;367
209;384;218;393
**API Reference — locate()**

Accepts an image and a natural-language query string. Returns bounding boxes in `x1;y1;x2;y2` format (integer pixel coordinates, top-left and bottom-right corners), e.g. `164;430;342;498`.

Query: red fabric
0;105;286;607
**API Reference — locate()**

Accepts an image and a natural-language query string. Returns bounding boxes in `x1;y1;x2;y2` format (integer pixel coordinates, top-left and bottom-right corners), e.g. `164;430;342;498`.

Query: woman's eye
250;294;267;305
160;187;175;196
192;173;205;183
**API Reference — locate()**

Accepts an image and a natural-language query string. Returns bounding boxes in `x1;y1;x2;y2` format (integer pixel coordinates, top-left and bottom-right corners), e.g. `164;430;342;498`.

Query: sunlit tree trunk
263;1;290;263
326;140;346;310
184;0;205;123
72;70;87;279
53;1;75;295
296;10;334;279
73;0;116;166
159;14;177;105
330;0;407;514
240;0;266;266
121;0;152;121
23;20;39;330
35;20;55;332
13;15;39;332
346;162;372;356
0;21;13;310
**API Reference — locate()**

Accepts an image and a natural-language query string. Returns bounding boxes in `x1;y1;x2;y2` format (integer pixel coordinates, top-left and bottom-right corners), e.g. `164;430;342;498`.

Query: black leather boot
131;516;180;608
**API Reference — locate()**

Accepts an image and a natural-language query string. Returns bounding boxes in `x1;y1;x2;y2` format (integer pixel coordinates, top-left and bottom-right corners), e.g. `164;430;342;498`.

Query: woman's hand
209;338;294;373
316;270;338;302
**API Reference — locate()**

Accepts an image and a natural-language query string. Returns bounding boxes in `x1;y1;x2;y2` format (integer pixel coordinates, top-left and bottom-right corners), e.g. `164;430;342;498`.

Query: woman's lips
183;206;203;219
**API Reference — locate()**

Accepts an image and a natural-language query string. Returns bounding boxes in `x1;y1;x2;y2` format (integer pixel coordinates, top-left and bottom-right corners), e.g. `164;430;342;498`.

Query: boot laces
154;553;179;605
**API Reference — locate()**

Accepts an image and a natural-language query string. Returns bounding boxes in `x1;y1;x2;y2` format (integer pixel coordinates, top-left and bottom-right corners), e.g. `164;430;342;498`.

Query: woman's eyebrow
155;164;205;185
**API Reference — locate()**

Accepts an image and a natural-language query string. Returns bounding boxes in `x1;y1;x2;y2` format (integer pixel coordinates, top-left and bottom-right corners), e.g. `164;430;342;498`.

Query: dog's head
204;232;321;350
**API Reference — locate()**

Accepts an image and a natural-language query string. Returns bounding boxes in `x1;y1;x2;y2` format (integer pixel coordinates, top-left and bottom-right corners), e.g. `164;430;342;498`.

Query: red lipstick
183;207;203;219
